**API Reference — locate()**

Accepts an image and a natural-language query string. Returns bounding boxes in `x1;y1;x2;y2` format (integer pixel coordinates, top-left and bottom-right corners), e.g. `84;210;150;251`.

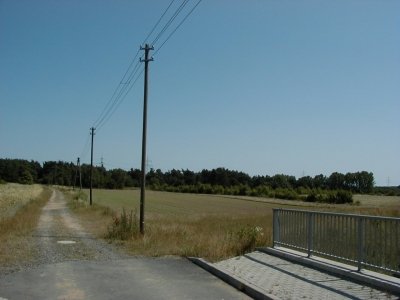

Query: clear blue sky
1;0;399;186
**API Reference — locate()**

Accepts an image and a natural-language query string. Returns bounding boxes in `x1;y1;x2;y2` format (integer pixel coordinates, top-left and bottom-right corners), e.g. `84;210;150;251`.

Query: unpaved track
0;190;249;299
33;189;124;264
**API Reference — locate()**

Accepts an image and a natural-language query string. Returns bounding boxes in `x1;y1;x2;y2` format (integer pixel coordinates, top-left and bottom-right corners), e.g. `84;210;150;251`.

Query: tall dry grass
0;186;51;267
67;188;399;262
0;183;43;220
121;215;272;261
68;189;272;261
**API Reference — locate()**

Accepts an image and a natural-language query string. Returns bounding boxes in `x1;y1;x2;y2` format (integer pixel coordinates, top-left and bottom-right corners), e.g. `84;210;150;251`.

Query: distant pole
78;157;82;190
73;159;78;190
90;127;95;206
139;44;153;235
72;157;80;190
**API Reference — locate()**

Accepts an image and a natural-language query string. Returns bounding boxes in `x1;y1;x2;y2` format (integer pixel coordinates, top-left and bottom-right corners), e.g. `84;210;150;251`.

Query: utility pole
90;127;95;206
73;157;80;190
139;44;153;235
78;157;82;190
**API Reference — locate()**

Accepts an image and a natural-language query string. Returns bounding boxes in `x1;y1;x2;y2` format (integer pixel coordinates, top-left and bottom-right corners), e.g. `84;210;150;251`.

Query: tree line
0;158;377;194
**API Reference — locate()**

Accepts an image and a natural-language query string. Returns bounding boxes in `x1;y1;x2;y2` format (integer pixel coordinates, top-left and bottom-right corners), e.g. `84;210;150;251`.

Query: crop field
0;183;44;221
70;188;399;261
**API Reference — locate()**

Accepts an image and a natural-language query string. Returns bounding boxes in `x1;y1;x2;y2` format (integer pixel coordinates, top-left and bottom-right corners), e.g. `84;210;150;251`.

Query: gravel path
0;189;127;276
33;189;127;264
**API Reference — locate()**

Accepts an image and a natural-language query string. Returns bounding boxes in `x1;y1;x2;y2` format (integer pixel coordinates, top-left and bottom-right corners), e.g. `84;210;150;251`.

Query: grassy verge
64;189;114;238
66;189;271;261
0;186;51;267
66;188;399;262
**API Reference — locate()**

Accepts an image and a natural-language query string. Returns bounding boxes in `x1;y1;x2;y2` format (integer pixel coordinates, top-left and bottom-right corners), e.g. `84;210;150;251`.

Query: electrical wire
89;0;203;135
151;0;190;46
94;58;143;131
142;0;176;44
79;132;91;161
96;68;144;132
154;0;203;56
93;49;141;128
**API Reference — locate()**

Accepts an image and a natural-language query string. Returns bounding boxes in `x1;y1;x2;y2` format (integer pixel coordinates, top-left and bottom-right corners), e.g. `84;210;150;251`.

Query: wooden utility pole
139;44;153;235
90;127;95;205
78;157;82;190
73;157;80;190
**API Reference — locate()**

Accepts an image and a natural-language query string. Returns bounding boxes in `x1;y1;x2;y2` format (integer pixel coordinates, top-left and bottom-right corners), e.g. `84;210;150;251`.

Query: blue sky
1;0;399;186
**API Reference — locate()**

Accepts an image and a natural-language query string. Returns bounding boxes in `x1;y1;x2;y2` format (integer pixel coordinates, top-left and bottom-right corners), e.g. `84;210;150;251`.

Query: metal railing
273;208;400;274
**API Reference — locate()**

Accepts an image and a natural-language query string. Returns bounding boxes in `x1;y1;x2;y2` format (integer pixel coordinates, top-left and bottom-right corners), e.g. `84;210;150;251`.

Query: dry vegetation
0;184;51;268
67;188;399;261
0;183;44;221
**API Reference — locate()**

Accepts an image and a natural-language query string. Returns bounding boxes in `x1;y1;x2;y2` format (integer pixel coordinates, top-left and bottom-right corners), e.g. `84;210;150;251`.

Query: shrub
334;190;353;204
305;192;318;202
323;190;353;204
274;188;299;200
229;225;264;255
106;208;138;240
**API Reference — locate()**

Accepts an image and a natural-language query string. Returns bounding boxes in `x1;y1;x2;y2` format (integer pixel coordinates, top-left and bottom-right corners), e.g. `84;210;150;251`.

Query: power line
154;0;203;56
89;0;203;134
142;0;176;44
151;0;190;46
96;67;144;132
95;59;143;131
80;132;91;161
93;50;141;129
92;2;182;132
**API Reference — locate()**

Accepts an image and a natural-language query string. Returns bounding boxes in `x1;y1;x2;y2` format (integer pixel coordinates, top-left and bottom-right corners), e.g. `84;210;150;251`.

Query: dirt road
0;190;249;299
33;189;124;264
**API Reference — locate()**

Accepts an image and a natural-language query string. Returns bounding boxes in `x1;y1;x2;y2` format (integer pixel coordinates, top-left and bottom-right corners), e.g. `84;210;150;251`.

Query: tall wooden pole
139;44;153;235
90;127;95;206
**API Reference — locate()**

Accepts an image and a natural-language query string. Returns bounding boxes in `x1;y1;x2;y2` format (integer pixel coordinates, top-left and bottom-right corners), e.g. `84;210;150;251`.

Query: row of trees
0;158;376;194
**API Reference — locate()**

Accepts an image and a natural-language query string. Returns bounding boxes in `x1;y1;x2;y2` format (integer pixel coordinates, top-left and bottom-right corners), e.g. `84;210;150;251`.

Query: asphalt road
0;257;250;299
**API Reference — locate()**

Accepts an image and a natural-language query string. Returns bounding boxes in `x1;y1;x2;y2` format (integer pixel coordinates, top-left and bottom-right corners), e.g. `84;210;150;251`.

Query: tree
328;172;345;190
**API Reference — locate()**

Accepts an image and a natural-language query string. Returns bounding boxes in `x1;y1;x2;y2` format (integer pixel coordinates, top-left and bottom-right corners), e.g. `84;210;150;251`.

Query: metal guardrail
273;208;400;275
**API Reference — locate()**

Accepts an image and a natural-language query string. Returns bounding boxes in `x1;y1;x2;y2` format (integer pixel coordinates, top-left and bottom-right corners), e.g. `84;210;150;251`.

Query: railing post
357;217;365;271
307;212;314;258
273;209;280;248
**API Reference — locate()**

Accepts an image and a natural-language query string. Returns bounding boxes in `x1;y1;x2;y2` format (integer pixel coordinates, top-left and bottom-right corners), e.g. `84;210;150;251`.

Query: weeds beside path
67;189;271;262
0;186;126;276
0;185;51;273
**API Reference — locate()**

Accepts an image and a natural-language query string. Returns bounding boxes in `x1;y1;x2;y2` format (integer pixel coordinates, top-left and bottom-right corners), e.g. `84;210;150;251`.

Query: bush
274;188;299;200
229;225;264;255
305;192;318;202
106;208;138;240
332;190;353;204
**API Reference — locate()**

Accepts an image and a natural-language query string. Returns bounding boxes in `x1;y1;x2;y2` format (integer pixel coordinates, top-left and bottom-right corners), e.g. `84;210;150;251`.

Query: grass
67;188;399;262
0;183;44;221
0;184;51;268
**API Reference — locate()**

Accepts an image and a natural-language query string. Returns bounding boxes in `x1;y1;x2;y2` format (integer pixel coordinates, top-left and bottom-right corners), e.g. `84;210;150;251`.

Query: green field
87;188;400;218
70;188;399;261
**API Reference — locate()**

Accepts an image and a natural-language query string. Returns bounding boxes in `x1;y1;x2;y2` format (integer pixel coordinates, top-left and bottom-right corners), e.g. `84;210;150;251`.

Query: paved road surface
0;258;249;299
